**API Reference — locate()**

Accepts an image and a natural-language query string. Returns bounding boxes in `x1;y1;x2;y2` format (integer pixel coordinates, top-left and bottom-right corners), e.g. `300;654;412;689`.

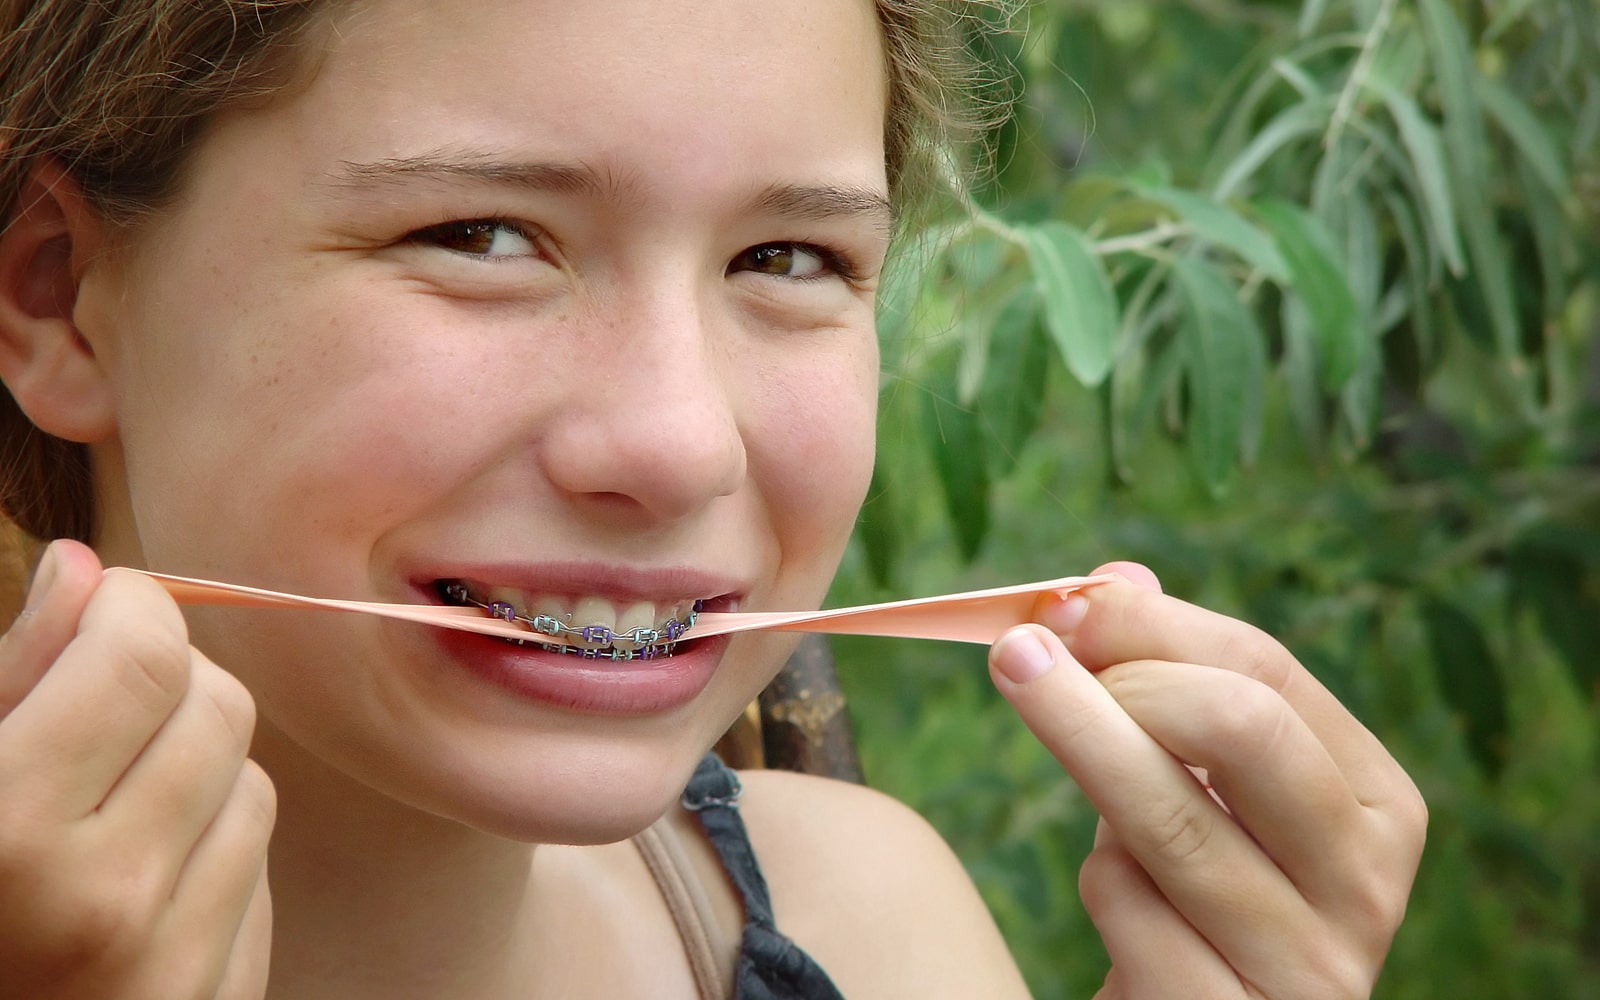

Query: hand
989;562;1426;999
0;541;275;1000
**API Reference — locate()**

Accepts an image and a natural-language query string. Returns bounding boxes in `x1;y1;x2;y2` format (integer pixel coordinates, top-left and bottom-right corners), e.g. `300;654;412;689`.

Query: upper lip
407;560;748;609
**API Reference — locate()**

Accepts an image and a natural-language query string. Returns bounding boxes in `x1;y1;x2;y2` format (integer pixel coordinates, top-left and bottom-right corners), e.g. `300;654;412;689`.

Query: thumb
987;623;1176;824
0;539;101;721
987;623;1109;752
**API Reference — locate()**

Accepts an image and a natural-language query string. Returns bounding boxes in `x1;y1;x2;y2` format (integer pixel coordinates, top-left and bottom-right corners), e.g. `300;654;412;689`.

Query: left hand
988;562;1426;999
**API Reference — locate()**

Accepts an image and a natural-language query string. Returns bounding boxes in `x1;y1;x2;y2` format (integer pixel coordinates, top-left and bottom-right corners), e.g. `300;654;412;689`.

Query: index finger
1039;573;1406;808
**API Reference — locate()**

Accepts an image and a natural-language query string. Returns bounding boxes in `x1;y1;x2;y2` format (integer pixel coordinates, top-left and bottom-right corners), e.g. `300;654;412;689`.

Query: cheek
746;338;879;553
111;286;495;575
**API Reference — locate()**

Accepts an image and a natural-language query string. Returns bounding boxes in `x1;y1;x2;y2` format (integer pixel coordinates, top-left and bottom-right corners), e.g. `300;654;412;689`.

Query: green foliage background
834;1;1600;996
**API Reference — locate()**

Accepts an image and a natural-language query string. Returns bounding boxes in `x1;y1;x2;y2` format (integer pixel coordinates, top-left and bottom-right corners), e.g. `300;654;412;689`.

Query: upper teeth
443;582;700;650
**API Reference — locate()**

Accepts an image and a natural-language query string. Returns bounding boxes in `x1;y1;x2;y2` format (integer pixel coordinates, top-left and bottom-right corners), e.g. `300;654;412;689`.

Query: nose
535;295;748;524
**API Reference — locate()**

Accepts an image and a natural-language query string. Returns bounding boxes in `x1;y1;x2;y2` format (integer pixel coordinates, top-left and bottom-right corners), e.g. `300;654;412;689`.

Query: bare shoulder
735;768;1032;999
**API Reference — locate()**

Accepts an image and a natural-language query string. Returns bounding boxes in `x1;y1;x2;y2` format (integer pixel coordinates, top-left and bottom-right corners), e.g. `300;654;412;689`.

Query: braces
438;581;703;660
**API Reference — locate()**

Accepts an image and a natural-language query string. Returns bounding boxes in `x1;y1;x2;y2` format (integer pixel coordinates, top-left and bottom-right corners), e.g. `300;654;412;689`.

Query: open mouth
434;579;703;661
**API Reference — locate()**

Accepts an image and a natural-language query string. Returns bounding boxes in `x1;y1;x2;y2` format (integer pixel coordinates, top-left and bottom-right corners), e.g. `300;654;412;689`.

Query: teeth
526;593;569;628
570;597;613;646
449;582;695;653
614;601;661;651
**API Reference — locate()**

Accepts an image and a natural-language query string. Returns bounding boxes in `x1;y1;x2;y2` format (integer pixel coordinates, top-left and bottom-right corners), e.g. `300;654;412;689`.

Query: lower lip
431;627;730;715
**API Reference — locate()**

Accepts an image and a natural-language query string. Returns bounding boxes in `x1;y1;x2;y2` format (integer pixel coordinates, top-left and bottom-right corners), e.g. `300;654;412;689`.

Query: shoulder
734;767;1032;999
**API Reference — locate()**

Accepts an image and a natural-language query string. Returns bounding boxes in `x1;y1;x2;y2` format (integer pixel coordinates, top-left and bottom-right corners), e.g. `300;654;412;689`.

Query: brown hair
0;0;993;544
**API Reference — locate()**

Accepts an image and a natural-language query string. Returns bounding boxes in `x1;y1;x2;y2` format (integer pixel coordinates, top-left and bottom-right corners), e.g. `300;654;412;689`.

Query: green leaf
1211;58;1315;173
922;363;990;561
1379;184;1438;364
1338;329;1384;450
1310;142;1382;317
1484;0;1543;43
875;231;944;363
1213;98;1331;200
947;233;1012;290
856;461;899;589
1509;540;1600;700
1016;221;1118;387
1055;173;1127;230
1518;156;1572;323
978;287;1051;479
1139;185;1290;282
1375;83;1467;275
1252;199;1366;391
1420;596;1509;779
1475;72;1571;199
1279;297;1325;454
1107;264;1181;481
1270;56;1322;102
1297;0;1334;37
1171;257;1266;494
1458;205;1523;364
1419;0;1521;362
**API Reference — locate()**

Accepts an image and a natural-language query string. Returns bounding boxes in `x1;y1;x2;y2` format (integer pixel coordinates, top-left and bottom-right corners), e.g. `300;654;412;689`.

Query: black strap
682;755;848;1000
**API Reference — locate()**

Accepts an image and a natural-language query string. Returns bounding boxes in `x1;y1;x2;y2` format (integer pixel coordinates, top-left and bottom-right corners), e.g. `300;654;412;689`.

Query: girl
0;1;1426;997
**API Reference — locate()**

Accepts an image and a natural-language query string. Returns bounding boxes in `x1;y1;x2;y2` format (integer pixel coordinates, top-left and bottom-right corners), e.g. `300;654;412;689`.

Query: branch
1324;0;1397;151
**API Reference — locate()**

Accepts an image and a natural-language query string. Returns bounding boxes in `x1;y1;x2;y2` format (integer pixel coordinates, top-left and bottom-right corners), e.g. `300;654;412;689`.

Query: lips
400;560;748;713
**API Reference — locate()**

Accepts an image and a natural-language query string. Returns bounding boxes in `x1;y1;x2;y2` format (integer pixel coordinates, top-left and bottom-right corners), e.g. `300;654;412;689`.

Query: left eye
729;243;837;280
407;219;537;259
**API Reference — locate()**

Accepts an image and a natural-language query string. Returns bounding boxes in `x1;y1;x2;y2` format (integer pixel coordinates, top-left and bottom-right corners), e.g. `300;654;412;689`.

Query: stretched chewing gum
132;570;1115;646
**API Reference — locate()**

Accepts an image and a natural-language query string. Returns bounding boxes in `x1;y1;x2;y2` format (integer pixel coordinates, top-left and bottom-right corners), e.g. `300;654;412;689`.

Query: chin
470;791;683;846
393;733;716;845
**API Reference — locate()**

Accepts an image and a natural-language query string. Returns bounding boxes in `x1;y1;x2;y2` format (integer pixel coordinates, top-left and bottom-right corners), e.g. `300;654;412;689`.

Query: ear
0;161;118;443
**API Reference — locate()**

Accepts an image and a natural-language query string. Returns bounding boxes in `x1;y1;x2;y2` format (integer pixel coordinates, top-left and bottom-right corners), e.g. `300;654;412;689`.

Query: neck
255;720;541;1000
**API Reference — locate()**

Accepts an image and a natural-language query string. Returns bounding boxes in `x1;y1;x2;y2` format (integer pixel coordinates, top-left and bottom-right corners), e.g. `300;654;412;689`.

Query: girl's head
0;0;980;546
0;0;978;842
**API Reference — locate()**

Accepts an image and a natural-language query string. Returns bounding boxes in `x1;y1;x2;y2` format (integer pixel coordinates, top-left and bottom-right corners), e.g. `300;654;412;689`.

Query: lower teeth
501;636;679;660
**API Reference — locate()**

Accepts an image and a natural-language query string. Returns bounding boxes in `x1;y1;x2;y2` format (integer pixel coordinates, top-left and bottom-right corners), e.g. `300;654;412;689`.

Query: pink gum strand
127;568;1115;646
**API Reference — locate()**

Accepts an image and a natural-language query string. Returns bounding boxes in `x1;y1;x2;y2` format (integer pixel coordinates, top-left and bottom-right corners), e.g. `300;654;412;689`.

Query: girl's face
81;0;888;842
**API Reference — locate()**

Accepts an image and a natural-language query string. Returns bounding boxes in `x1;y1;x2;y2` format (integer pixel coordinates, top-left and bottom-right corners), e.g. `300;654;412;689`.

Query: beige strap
634;816;737;1000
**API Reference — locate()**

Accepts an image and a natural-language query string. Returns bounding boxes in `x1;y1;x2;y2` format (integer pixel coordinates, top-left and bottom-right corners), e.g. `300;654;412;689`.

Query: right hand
0;540;275;1000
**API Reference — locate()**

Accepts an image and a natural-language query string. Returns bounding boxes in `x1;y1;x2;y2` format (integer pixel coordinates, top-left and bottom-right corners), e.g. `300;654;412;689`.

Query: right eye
405;219;539;259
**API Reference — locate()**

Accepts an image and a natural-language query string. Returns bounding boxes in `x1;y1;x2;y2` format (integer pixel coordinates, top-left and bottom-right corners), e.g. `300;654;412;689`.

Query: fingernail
1040;592;1088;636
992;626;1055;684
22;542;60;615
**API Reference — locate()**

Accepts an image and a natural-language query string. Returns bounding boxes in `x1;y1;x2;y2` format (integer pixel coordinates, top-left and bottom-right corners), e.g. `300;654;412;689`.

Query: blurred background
829;1;1599;996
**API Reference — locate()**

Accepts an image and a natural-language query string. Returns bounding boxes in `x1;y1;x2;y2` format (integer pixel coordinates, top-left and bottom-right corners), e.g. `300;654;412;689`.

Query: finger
1089;560;1162;593
100;655;258;891
1069;565;1426;922
168;760;275;1000
1096;659;1373;905
1080;821;1242;998
1100;659;1420;953
0;539;100;722
990;625;1320;981
1037;579;1410;809
212;859;273;1000
1;567;194;818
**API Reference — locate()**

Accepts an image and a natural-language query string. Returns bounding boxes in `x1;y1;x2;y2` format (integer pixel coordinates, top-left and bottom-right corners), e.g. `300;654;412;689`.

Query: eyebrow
325;153;895;231
330;153;610;198
748;183;896;233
